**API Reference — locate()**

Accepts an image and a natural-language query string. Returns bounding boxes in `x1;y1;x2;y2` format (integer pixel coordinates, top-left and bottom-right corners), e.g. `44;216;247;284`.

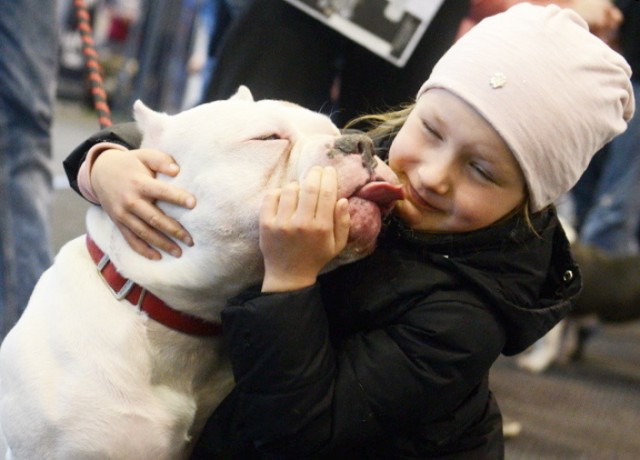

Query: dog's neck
85;207;265;323
85;235;224;337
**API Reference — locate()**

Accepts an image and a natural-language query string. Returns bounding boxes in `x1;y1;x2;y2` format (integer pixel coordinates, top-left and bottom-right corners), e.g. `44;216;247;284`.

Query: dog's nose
333;134;377;173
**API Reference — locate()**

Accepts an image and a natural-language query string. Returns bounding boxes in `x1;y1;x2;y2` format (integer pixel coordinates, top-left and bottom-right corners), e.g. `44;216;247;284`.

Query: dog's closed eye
255;134;283;141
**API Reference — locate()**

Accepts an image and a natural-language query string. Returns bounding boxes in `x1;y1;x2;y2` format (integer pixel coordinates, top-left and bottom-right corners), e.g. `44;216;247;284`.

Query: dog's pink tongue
355;181;404;208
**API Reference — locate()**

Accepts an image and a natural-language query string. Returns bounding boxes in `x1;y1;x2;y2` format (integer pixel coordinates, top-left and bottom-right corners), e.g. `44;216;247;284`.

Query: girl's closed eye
469;160;495;183
422;120;443;141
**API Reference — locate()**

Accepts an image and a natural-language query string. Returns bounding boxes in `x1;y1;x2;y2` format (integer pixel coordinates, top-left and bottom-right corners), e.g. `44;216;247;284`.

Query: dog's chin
348;197;383;249
321;198;384;273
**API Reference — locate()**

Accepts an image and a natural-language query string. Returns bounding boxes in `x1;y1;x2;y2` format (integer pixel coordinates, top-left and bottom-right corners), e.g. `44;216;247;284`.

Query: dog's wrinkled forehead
198;98;340;144
134;94;340;153
255;99;340;137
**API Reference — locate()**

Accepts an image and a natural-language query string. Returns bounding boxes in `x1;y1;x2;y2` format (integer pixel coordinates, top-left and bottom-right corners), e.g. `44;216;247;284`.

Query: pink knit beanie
417;3;635;212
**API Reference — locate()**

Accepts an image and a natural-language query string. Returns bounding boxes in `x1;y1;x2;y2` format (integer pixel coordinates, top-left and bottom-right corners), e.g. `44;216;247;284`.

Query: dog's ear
133;100;170;144
231;86;254;102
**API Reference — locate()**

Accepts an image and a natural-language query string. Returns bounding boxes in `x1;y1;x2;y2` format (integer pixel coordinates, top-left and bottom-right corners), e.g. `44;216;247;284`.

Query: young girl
64;4;634;458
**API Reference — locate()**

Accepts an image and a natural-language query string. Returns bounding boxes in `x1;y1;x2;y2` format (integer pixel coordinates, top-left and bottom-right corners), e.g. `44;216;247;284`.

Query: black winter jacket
65;126;581;459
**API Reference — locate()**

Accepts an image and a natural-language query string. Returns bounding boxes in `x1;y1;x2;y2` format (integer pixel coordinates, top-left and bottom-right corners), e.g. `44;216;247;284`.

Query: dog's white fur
0;87;398;459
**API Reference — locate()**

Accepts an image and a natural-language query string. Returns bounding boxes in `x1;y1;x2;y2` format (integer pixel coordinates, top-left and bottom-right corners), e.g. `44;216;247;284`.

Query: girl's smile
406;182;447;214
389;88;527;233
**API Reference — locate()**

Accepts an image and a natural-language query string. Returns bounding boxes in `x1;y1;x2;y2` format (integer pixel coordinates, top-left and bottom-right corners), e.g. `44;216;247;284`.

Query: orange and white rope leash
73;0;112;129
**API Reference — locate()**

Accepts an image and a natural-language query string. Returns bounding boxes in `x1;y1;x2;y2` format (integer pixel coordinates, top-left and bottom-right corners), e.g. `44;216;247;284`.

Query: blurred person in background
0;0;58;339
204;0;472;127
458;0;622;38
517;0;640;373
570;0;640;256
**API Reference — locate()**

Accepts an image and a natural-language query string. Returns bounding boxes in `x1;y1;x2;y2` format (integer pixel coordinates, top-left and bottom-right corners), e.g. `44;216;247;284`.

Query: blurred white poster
282;0;446;67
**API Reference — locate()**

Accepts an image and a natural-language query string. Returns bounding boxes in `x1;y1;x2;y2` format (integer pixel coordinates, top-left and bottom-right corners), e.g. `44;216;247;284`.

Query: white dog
0;87;402;459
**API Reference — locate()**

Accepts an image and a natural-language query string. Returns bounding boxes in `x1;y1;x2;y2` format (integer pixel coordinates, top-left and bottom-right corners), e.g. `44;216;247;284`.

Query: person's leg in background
0;0;58;338
569;147;605;234
518;79;640;372
568;79;640;354
577;79;640;255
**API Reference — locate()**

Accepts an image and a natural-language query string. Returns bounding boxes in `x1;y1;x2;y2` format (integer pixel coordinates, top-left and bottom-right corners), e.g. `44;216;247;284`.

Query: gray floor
51;100;640;460
51;100;97;251
497;323;640;459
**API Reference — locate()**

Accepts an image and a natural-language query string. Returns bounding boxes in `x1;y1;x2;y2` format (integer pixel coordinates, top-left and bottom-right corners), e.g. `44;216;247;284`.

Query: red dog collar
86;235;222;337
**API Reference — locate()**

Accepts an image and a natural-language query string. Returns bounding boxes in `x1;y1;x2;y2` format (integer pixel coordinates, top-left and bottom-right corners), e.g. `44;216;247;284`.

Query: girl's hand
259;166;351;292
91;148;196;260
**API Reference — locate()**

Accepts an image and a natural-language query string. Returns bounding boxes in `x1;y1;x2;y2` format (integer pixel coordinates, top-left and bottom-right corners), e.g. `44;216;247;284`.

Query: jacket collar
388;208;557;257
385;207;581;355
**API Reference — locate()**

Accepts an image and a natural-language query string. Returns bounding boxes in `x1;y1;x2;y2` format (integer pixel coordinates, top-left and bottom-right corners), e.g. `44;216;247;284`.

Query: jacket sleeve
63;122;142;196
219;284;505;456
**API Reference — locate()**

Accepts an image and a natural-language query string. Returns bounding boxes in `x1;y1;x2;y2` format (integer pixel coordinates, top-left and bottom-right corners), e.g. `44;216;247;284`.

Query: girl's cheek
387;150;400;171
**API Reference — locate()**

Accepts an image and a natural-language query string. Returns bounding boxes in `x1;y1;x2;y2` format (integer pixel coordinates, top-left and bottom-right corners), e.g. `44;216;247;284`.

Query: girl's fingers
260;188;281;225
134;149;196;209
139;177;196;210
314;167;339;222
118;224;162;260
129;199;193;246
120;213;184;258
266;167;340;225
137;149;181;177
276;181;301;222
334;198;351;251
296;166;324;219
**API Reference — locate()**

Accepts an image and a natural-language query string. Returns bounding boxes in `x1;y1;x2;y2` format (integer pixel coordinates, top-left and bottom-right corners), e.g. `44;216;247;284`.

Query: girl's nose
418;156;452;195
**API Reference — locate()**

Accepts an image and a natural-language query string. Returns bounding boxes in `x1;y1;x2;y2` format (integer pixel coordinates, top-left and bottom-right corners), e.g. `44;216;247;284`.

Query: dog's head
90;87;402;313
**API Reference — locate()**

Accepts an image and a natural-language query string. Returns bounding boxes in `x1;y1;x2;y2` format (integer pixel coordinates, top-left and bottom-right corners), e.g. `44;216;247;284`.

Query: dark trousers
205;0;470;126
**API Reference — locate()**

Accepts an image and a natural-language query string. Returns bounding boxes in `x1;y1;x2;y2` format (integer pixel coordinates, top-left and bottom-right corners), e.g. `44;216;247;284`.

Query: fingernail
176;230;193;246
178;231;194;246
168;163;179;173
171;248;181;258
185;196;196;208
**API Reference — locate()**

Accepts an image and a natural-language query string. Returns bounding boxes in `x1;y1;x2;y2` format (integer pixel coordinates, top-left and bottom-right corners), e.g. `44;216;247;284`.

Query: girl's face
389;89;526;233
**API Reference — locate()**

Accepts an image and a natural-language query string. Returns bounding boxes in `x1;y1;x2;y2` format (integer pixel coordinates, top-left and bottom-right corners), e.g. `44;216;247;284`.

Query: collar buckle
96;252;135;300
